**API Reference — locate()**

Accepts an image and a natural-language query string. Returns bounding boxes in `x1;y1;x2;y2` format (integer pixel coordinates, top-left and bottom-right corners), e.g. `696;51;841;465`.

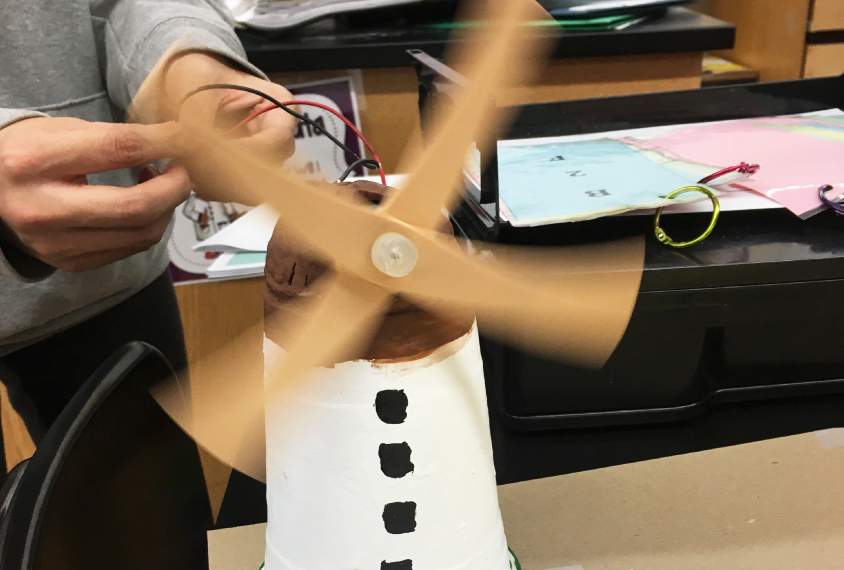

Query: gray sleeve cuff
0;109;49;132
0;242;55;283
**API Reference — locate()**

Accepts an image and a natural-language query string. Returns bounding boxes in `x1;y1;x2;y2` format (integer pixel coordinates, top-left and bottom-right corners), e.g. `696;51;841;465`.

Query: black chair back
0;342;213;569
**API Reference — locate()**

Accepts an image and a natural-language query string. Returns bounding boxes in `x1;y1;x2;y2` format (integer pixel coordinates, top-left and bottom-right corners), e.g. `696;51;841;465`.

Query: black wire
180;83;369;166
336;158;380;182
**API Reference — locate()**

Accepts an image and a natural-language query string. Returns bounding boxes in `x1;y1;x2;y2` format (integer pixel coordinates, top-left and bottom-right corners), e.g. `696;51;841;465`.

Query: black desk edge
242;7;734;73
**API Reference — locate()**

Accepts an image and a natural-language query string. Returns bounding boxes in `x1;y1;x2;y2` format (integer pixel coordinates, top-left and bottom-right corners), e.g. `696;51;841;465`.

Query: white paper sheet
193;204;279;253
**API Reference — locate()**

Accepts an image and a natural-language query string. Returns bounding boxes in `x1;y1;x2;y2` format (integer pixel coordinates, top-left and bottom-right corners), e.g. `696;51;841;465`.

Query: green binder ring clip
654;185;720;248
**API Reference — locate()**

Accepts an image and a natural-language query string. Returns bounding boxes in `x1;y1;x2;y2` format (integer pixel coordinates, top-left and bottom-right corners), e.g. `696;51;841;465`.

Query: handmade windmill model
147;0;645;568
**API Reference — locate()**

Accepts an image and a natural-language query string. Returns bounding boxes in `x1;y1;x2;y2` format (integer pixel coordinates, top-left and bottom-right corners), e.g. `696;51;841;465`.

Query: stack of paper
497;137;714;226
194;205;278;279
496;109;844;227
205;251;269;279
227;0;433;31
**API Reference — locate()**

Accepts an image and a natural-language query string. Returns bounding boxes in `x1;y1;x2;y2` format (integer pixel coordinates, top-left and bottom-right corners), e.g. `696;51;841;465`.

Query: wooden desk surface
208;431;844;570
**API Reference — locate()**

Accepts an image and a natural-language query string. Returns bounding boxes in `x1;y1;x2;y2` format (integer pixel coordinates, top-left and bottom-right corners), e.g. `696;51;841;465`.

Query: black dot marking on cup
382;502;417;534
375;390;408;424
379;443;414;478
381;560;412;570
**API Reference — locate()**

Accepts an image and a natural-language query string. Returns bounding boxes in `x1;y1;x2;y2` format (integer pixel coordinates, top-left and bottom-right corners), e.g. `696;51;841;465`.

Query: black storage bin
411;51;844;484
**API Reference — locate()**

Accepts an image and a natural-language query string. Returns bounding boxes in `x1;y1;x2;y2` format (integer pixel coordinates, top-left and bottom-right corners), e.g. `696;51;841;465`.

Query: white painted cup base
263;325;510;570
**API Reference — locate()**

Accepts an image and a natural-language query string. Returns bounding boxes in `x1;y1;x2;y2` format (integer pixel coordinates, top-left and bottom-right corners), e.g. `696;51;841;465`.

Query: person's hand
127;51;299;205
162;52;299;165
0;117;189;273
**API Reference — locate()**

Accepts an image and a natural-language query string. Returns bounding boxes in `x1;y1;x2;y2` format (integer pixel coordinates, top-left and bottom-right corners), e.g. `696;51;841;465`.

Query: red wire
231;104;275;130
231;100;387;185
698;162;760;185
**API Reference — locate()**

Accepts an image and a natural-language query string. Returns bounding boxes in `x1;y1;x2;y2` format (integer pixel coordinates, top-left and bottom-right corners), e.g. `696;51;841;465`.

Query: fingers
55;213;173;255
17;214;173;273
218;80;294;115
168;77;298;168
186;124;293;204
47;164;191;228
0;164;189;271
15;206;174;271
138;162;161;184
4;121;183;180
217;89;268;115
206;79;297;161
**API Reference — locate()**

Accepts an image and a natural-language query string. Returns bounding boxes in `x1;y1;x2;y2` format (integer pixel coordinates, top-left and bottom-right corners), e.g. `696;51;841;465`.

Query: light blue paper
497;138;704;225
226;251;267;266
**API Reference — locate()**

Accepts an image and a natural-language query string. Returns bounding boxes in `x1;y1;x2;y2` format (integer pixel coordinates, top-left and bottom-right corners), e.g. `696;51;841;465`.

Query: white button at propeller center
370;233;418;277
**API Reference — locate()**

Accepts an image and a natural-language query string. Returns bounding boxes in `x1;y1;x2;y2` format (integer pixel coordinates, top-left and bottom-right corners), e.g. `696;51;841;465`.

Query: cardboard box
209;430;844;570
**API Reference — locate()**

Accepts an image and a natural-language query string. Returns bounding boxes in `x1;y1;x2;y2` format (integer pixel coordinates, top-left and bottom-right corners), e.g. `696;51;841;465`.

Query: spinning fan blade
177;122;391;267
153;271;392;480
399;234;645;368
178;123;643;368
263;272;393;396
384;0;553;230
151;319;269;481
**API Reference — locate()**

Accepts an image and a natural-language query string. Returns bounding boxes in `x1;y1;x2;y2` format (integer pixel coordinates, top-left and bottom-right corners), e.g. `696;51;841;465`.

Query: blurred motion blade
176;121;385;270
151;272;391;481
386;0;554;230
151;318;269;481
263;272;393;407
399;234;645;368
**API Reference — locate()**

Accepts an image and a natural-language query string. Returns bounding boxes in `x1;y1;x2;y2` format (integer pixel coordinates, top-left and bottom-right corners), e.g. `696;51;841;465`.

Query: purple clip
819;184;844;216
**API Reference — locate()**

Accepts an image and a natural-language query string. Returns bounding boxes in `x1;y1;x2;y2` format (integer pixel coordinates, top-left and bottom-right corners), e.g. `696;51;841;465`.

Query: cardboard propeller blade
175;122;417;280
176;121;644;367
385;0;555;230
400;235;645;368
176;122;375;249
263;272;393;397
152;271;392;481
150;318;269;481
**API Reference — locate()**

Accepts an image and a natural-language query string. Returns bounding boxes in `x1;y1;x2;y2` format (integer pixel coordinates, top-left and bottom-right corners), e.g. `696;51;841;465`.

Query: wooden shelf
810;0;844;32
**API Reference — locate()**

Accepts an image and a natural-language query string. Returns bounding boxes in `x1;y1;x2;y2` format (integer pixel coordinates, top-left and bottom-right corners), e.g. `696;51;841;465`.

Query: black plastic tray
412;53;844;483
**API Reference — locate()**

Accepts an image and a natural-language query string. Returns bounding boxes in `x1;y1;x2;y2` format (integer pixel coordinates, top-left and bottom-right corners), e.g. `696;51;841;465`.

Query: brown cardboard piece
209;430;844;570
208;523;266;570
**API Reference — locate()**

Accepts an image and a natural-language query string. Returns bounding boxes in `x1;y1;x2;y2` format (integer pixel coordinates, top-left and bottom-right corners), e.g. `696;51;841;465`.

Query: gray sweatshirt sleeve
0;109;49;131
88;0;268;112
0;1;268;282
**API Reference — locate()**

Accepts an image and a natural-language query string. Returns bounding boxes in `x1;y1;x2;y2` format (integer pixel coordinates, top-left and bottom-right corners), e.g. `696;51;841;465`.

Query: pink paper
625;117;844;216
